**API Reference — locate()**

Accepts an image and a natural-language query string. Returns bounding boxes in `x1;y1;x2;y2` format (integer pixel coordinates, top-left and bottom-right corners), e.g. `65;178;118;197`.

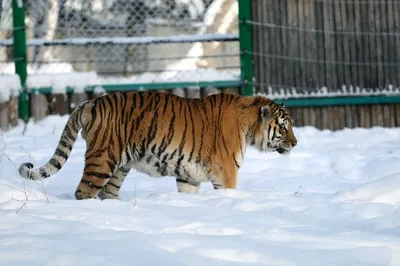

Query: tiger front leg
98;165;131;200
210;162;238;190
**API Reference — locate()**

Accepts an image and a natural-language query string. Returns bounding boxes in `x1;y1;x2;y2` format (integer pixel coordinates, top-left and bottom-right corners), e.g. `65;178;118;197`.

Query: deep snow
1;116;400;266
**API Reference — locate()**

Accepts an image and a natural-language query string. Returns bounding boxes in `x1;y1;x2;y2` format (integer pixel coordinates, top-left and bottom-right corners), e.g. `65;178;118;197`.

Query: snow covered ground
1;116;400;266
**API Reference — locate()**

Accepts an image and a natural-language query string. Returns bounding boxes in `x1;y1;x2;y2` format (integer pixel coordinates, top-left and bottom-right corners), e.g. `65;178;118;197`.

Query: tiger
18;91;297;200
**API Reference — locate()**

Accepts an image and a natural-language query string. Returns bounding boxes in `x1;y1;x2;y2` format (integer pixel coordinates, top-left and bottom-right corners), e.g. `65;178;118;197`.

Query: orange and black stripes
19;91;296;200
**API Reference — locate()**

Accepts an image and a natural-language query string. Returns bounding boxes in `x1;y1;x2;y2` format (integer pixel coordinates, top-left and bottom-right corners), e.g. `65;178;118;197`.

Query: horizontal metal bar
273;96;400;107
0;34;239;47
0;57;24;63
28;80;242;94
24;66;239;74
13;25;26;31
26;53;241;64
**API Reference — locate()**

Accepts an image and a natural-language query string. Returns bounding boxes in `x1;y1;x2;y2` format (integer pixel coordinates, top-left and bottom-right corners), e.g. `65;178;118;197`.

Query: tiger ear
260;105;273;120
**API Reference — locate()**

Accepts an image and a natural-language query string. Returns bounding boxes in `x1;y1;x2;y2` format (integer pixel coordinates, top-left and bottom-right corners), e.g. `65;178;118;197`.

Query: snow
203;0;227;28
258;85;400;99
0;74;21;103
1;62;75;75
153;0;240;80
0;34;238;47
142;0;206;20
1;61;239;87
1;116;400;265
26;72;99;93
216;1;238;35
100;69;240;85
333;173;400;205
23;70;239;93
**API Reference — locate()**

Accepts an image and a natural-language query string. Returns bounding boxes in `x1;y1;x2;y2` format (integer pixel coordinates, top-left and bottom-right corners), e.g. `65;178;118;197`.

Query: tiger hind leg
75;153;117;200
176;178;200;193
98;165;131;200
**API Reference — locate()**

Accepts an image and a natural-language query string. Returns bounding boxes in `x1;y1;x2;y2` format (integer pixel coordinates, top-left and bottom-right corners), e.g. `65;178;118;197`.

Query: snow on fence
0;74;21;130
0;34;239;47
26;72;100;93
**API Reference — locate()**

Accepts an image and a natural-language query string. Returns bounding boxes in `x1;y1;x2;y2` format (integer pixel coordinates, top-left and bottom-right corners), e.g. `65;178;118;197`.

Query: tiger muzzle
276;148;286;154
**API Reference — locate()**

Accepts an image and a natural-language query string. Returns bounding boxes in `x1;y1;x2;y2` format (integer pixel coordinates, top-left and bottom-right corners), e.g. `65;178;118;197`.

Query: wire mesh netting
1;0;240;83
251;0;400;98
0;0;15;74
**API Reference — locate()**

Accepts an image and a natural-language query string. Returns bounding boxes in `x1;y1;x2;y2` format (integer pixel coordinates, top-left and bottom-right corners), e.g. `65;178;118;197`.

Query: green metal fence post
238;0;254;96
12;0;29;122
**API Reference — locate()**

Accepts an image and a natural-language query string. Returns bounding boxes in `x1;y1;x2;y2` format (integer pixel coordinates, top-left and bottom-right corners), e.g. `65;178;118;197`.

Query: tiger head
251;102;297;155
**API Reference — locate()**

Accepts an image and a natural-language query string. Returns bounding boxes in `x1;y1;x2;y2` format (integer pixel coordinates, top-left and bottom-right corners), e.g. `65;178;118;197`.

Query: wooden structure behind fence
287;104;400;130
251;0;400;95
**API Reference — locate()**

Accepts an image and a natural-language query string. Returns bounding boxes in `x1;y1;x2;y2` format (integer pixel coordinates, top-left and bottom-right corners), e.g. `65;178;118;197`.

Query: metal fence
1;0;240;82
247;0;400;100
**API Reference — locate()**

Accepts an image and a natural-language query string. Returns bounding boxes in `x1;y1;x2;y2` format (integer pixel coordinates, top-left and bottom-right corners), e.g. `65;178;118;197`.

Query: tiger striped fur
18;91;297;200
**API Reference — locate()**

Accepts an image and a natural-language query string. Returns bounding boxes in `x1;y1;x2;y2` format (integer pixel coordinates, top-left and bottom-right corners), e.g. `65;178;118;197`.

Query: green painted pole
238;0;254;96
12;0;29;122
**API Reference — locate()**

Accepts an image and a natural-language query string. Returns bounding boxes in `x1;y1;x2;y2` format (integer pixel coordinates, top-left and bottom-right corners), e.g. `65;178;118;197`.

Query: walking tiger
18;91;297;200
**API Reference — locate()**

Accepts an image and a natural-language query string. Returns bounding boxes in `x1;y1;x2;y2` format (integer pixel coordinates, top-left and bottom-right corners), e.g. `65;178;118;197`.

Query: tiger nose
291;139;297;147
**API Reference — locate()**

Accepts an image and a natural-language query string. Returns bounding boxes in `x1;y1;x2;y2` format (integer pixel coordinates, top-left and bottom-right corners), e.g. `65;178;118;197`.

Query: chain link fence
0;0;15;74
1;0;240;83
